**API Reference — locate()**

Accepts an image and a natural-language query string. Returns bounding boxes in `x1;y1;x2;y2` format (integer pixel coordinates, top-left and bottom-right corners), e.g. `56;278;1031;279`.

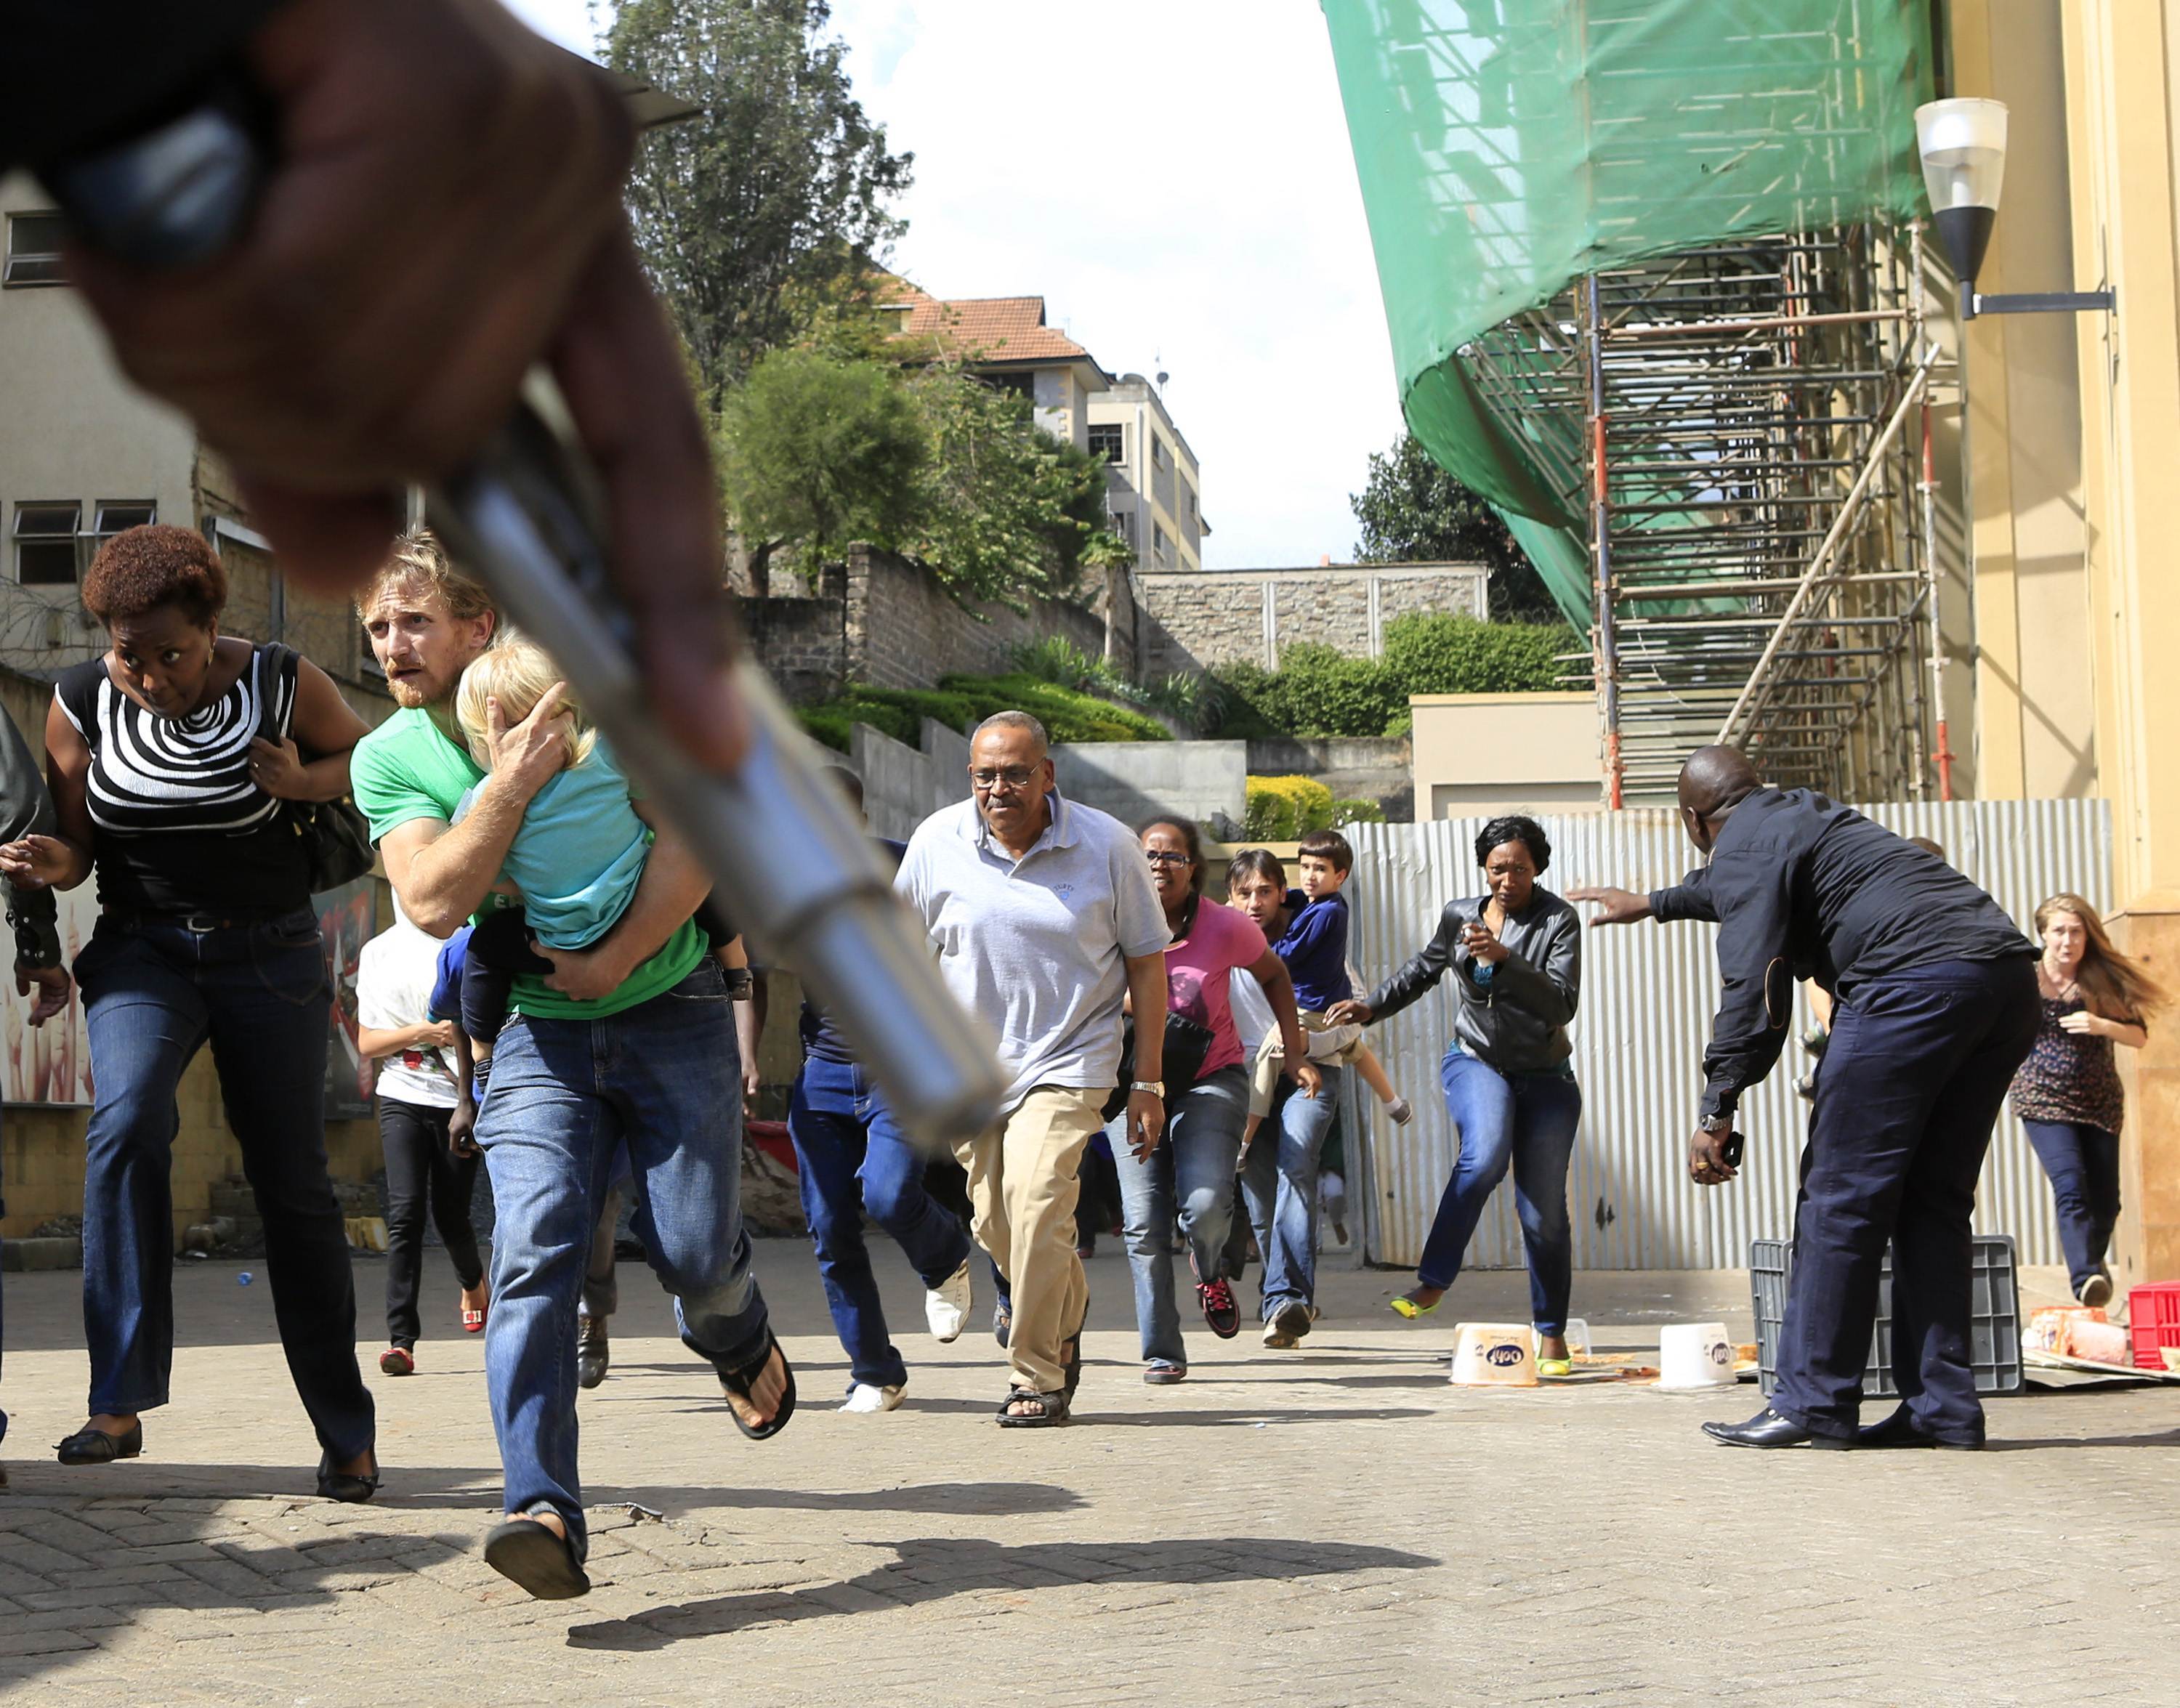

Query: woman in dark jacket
1328;814;1583;1370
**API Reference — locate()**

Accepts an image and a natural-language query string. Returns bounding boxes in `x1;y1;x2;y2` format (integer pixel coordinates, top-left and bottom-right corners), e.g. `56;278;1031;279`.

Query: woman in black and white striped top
0;525;380;1499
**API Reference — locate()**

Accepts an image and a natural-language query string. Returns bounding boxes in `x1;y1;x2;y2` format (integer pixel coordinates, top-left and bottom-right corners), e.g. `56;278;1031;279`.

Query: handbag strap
251;642;299;749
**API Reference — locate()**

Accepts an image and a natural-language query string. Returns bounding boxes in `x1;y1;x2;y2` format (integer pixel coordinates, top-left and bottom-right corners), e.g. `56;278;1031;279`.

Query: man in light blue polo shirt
897;712;1170;1426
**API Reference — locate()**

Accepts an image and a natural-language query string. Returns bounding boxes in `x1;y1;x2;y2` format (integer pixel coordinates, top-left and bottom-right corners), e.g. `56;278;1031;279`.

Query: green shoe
1389;1292;1440;1320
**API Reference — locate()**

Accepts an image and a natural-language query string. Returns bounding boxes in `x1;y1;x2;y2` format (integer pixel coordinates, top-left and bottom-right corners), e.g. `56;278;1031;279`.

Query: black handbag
1103;1011;1216;1122
255;644;374;894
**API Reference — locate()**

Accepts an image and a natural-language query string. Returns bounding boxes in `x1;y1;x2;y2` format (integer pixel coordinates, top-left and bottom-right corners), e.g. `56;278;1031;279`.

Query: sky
504;0;1405;570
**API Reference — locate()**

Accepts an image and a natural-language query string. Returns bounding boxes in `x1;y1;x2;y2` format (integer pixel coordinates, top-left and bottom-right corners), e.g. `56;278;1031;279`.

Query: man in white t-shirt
355;910;489;1376
895;713;1169;1425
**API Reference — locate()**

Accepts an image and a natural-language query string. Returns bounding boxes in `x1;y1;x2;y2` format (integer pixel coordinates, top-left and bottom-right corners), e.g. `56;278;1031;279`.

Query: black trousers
1777;956;2039;1442
379;1096;484;1348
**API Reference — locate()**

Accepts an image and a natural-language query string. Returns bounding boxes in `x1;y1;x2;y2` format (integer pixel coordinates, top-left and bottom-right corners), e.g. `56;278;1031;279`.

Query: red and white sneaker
1197;1276;1241;1339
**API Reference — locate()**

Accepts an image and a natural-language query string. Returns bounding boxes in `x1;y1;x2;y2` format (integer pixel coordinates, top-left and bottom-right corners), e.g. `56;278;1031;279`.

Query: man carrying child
350;530;788;1601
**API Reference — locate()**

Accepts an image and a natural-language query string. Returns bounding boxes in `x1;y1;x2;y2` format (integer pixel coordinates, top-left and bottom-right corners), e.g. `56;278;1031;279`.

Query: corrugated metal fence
1343;800;2112;1271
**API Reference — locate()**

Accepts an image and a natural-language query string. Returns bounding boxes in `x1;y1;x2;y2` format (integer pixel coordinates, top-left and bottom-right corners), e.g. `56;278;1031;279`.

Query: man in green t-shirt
352;531;793;1602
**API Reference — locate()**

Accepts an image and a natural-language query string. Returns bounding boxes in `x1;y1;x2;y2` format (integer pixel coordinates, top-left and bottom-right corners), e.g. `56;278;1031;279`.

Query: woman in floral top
2011;893;2168;1306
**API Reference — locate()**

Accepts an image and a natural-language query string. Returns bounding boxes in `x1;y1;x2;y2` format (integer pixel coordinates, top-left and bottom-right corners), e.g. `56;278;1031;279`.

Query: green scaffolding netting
1323;0;1934;623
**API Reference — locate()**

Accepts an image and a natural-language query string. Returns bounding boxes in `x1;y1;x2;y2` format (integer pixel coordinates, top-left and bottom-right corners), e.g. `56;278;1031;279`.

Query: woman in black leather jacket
1328;814;1583;1370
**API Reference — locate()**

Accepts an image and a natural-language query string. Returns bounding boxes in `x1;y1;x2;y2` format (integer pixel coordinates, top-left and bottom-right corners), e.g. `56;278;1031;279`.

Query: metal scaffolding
1461;225;1942;805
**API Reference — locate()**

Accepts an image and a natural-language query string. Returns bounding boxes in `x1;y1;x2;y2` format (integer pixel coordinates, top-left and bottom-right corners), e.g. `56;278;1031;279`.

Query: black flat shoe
1856;1406;1985;1451
1701;1408;1851;1450
483;1517;591;1600
56;1420;142;1465
315;1449;381;1503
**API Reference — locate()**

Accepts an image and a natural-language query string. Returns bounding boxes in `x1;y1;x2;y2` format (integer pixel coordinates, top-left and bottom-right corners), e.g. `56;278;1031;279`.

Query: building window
14;502;81;586
92;502;156;547
1185;486;1198;521
3;212;68;287
1151;436;1168;471
1110;509;1135;548
1152;521;1170;565
980;371;1035;402
1089;424;1125;464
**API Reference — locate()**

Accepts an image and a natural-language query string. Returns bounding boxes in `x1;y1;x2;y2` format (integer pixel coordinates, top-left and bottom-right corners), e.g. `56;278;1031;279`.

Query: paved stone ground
3;1247;2178;1706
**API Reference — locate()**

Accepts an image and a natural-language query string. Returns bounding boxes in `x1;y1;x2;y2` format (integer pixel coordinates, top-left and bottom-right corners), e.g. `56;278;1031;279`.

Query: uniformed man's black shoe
1855;1406;1984;1451
1701;1407;1852;1449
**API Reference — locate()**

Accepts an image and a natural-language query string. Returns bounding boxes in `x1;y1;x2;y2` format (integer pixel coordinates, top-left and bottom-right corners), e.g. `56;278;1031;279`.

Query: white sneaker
926;1260;972;1343
2080;1269;2115;1309
839;1383;905;1414
1386;1097;1413;1125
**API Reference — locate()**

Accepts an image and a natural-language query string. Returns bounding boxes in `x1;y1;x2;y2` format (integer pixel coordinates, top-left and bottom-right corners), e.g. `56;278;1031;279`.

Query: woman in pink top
1113;817;1317;1383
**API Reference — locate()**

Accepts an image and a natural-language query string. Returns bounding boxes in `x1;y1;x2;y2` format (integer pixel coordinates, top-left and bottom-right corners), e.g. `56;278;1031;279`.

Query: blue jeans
1422;1050;1584;1334
1113;1066;1248;1364
477;958;767;1561
1239;1063;1344;1321
2022;1120;2122;1295
788;1053;972;1391
75;912;372;1457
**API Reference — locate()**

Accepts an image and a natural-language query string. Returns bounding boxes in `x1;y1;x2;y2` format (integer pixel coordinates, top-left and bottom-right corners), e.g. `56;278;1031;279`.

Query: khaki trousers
954;1084;1105;1396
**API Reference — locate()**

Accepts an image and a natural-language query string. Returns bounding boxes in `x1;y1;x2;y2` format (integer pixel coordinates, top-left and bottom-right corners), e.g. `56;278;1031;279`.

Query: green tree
605;0;913;405
1350;434;1562;622
899;364;1124;607
716;347;926;594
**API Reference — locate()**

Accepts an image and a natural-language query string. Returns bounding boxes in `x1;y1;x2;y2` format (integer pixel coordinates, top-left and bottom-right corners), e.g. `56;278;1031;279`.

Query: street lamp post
1916;97;2115;319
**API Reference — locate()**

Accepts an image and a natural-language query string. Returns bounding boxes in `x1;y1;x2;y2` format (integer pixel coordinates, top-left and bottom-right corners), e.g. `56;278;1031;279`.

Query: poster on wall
0;880;101;1107
318;880;378;1121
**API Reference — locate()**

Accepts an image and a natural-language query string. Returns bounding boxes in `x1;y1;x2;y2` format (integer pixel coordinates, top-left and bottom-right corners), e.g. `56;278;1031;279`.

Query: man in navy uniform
1573;746;2038;1449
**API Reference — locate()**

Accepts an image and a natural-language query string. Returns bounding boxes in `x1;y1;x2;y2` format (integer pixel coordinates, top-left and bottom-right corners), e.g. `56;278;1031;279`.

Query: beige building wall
1411;692;1599;817
1947;8;2099;805
1940;4;2180;1282
0;172;198;671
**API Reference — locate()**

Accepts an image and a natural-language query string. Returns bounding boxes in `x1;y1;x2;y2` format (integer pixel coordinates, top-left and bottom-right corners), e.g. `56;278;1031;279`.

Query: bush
796;672;1171;752
1244;774;1335;841
1211;616;1576;739
1380;612;1578;696
1331;797;1386;826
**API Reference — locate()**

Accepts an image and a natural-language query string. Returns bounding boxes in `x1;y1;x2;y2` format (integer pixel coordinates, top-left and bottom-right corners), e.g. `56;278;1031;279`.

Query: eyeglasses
1144;849;1192;867
969;765;1040;792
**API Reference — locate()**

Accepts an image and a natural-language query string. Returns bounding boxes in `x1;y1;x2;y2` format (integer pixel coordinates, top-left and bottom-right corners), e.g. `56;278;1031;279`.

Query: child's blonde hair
454;635;595;771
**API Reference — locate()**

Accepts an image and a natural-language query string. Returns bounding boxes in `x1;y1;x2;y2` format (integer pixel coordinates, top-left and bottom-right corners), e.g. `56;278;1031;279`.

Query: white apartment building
1086;374;1206;575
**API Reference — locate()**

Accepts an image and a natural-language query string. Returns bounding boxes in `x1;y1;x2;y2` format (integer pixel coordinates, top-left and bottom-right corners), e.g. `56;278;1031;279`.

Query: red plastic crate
2127;1282;2180;1371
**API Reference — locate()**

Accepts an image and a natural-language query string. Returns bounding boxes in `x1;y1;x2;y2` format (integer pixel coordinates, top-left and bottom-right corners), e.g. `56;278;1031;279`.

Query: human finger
521;684;570;732
233;474;406;593
549;227;748;773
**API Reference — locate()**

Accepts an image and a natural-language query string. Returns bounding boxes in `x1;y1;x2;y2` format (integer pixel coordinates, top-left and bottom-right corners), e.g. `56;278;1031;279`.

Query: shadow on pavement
565;1534;1440;1651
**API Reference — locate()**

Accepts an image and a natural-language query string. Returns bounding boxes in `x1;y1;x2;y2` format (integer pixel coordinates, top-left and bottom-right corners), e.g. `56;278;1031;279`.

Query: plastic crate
1749;1234;2024;1398
2126;1282;2180;1371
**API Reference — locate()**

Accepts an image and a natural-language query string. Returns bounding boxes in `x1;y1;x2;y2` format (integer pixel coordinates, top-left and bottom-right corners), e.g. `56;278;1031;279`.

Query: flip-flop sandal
1389;1293;1440;1319
1537;1356;1574;1378
719;1330;797;1441
461;1304;487;1334
1143;1361;1187;1385
995;1387;1069;1428
483;1517;591;1600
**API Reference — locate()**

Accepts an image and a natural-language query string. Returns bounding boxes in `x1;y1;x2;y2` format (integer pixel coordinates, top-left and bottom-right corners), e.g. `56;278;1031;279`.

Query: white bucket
1657;1322;1737;1389
1450;1322;1538;1387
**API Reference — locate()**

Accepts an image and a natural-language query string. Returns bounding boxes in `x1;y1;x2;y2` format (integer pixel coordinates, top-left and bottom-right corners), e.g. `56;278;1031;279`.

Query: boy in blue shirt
1241;828;1356;1348
1275;830;1358;1014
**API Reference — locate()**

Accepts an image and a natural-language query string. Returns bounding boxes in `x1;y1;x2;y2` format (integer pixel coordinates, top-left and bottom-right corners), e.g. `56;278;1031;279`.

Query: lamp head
1916;97;2008;286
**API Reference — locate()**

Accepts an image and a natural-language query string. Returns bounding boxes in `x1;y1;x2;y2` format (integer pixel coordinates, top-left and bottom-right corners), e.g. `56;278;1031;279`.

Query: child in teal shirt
451;637;657;1069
